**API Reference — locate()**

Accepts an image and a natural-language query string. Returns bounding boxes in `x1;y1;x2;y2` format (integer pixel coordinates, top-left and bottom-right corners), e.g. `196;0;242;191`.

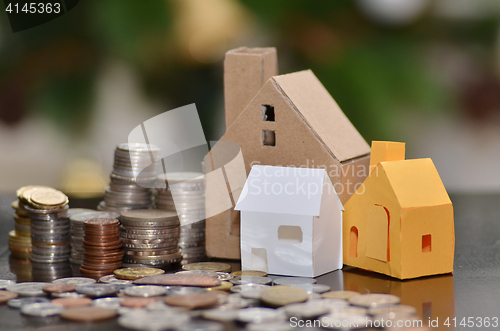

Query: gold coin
207;281;233;292
260;285;308;307
29;188;68;207
16;185;49;199
114;267;165;280
232;270;267;277
182;262;232;273
9;230;31;242
322;290;361;300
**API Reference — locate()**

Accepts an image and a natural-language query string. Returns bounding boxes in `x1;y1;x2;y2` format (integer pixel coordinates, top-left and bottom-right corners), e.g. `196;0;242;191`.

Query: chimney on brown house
224;47;278;130
369;141;406;173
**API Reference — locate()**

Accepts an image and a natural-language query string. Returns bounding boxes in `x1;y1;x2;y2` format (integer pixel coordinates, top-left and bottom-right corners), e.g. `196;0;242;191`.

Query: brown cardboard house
204;47;371;259
343;141;455;279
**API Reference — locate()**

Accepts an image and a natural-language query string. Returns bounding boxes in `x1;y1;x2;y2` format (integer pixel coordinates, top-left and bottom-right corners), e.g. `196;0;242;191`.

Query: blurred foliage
1;0;500;142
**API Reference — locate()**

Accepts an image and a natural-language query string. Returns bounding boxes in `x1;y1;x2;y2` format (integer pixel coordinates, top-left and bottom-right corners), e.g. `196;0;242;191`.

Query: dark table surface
0;193;499;330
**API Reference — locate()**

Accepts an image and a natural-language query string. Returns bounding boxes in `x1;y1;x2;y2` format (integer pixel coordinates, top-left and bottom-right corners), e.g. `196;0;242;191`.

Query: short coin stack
98;143;160;212
156;173;206;265
80;219;124;279
21;187;70;263
9;187;34;259
120;210;182;268
69;211;119;266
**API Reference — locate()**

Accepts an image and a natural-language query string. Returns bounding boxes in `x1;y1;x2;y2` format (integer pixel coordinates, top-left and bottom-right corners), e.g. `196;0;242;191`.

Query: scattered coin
115;267;165;280
99;274;133;285
75;284;121;298
321;311;370;329
120;297;160;308
60;306;117;322
119;310;191;330
260;286;308;307
216;272;234;281
51;297;92;308
176;270;219;278
124;286;167;297
237;307;285;324
164;292;220;310
0;290;18;304
322;290;361;300
231;284;271;300
230;276;272;285
174;321;224;331
21;302;65;317
7;297;50;309
7;282;52;296
294;283;331;294
51;292;86;299
92;297;124;309
232;270;267;277
166;286;208;296
182;262;231;273
43;283;77;294
133;274;221;287
0;280;16;290
284;301;330;319
202;307;240;322
272;277;316;286
53;277;96;286
349;293;401;308
207;282;233;292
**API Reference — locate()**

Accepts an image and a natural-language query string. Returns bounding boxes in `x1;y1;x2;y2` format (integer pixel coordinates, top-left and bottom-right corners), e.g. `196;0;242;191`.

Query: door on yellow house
365;205;390;262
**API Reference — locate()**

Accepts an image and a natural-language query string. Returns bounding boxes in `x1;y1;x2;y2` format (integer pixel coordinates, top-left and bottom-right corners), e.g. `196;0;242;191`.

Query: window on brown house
262;105;275;121
262;130;275;146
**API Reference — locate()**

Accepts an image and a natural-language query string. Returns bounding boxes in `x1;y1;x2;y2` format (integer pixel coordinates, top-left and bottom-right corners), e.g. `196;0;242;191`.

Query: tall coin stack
69;210;120;266
80;218;124;279
156;173;206;265
120;210;181;268
9;187;33;259
98;143;160;212
21;187;70;263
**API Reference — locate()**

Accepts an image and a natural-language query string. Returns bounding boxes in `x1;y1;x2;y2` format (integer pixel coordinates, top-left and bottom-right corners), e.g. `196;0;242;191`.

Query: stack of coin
9;192;33;259
120;210;182;268
68;211;120;266
156;173;206;265
21;187;70;263
98;143;160;212
31;262;72;282
80;219;124;279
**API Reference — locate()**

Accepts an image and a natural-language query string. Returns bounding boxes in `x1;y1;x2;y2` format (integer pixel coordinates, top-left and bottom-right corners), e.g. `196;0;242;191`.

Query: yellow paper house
343;141;455;279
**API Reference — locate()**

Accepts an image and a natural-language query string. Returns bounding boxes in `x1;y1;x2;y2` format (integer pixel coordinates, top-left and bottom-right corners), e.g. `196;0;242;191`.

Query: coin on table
21;302;65;317
176;270;219;278
43;283;77;294
368;304;417;316
92;297;124;310
294;283;331;294
231;284;271;300
182;262;232;273
237;307;285;324
322;290;361;300
0;280;16;290
207;281;233;292
232;270;267;277
230;276;272;285
99;275;133;285
0;290;18;304
7;297;50;309
321;311;370;329
216;272;233;281
7;282;52;297
53;277;96;286
120;297;160;308
75;284;121;298
124;285;166;298
175;321;224;331
61;306;117;322
202;307;239;322
272;277;316;286
349;293;401;308
51;297;92;308
51;292;87;299
29;188;68;208
284;300;330;319
133;274;220;287
166;286;208;296
119;310;190;330
261;286;308;307
164;292;219;310
114;267;165;280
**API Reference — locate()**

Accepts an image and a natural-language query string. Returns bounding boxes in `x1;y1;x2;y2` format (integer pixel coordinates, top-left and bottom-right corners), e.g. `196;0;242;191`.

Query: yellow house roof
379;158;451;209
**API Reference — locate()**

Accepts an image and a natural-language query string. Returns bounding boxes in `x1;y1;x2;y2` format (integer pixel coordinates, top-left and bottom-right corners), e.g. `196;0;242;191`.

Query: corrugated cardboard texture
224;47;278;130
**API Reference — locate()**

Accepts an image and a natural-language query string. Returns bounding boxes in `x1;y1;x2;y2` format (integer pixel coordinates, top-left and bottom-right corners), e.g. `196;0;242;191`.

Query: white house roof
235;165;331;216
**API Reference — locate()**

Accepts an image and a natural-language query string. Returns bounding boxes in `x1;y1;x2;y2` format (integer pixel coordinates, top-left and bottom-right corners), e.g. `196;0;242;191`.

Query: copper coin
43;283;77;294
84;251;124;258
81;263;122;271
164;293;219;310
60;306;117;322
84;218;120;226
51;297;92;308
0;290;18;304
82;239;122;247
120;297;160;308
133;274;220;287
83;257;123;264
83;243;123;250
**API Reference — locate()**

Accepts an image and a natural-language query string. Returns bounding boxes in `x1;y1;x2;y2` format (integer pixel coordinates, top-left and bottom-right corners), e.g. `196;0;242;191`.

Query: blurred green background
1;0;500;195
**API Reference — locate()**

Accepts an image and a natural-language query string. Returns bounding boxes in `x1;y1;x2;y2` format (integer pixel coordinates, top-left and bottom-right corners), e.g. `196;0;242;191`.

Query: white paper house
235;165;344;277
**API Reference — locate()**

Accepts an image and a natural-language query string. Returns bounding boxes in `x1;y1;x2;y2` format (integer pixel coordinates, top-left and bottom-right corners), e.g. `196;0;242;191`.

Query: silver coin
75;284;121;298
284;301;330;319
349;293;400;308
224;294;255;309
52;277;96;286
7;297;50;309
231;284;270;294
166;286;208;295
0;279;16;290
118;310;190;330
6;282;52;296
216;272;233;281
124;285;166;297
273;277;317;286
21;302;64;317
92;297;124;310
237;307;286;324
175;321;224;331
293;283;331;294
230;276;272;285
175;270;218;278
202;307;240;322
51;292;86;299
99;275;133;285
321;311;370;330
